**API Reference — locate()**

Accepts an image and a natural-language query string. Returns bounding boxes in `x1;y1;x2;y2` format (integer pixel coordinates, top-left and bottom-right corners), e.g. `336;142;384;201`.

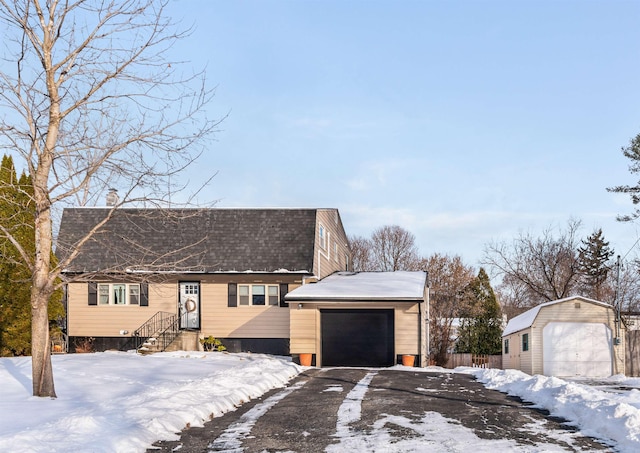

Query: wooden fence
444;353;502;369
626;330;640;377
440;332;640;375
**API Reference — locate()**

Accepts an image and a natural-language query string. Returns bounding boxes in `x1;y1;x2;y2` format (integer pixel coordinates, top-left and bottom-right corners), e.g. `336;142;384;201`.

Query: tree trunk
31;146;56;397
31;288;56;397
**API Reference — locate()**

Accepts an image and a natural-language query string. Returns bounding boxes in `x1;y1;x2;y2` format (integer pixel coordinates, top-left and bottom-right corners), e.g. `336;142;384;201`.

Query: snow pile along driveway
462;367;640;452
0;351;300;453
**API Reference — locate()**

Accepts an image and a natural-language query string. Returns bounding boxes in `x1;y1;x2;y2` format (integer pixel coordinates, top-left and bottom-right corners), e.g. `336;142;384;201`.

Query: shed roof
285;271;427;301
56;208;321;274
502;296;614;336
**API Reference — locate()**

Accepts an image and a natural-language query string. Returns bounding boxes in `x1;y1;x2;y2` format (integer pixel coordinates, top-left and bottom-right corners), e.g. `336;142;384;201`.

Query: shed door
321;309;394;367
543;322;612;377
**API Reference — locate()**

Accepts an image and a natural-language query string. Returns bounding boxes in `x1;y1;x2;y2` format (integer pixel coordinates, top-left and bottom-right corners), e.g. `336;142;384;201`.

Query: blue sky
164;0;640;266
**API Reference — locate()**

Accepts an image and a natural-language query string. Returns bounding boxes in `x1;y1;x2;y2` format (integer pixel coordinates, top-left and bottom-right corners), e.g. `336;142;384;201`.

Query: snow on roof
285;271;427;301
502;295;614;336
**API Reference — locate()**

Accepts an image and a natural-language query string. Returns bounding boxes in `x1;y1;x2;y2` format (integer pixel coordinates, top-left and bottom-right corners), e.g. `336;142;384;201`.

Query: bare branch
0;0;220;397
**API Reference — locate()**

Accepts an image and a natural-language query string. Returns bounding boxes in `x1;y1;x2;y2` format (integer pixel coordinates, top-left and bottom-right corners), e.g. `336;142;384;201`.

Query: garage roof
285;271;427;301
502;295;614;336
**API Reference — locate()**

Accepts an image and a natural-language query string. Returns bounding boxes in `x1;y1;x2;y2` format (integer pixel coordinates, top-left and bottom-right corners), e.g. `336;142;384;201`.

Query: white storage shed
502;296;625;378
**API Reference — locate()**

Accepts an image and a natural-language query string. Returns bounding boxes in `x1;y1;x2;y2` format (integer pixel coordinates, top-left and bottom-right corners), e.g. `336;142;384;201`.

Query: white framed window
522;333;529;352
113;284;126;305
237;284;279;306
97;283;141;305
183;283;199;295
239;285;250;306
129;285;140;305
98;284;110;305
319;224;326;249
268;286;278;305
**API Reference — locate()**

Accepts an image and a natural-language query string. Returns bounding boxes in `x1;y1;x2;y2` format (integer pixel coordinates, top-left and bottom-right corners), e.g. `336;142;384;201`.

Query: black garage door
321;309;394;367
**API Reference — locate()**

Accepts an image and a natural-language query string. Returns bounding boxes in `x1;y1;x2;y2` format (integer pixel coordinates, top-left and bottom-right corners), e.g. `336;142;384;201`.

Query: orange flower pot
402;354;415;367
299;353;313;366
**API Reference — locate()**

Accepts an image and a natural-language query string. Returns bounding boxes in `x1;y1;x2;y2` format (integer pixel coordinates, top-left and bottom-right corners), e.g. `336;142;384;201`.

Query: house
56;207;350;354
285;271;429;367
502;296;625;378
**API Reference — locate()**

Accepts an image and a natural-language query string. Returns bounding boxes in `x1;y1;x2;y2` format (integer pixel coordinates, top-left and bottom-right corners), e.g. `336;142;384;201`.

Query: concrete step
164;330;200;352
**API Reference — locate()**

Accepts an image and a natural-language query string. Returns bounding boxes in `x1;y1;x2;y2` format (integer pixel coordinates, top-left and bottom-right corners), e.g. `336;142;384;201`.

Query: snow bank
460;367;640;452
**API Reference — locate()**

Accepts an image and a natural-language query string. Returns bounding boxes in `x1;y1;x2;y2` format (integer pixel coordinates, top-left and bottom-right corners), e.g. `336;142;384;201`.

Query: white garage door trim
543;322;613;378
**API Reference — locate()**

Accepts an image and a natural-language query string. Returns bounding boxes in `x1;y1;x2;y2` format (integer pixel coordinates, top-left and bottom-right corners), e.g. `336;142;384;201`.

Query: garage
321;309;394;367
502;296;625;377
543;322;613;377
286;271;429;367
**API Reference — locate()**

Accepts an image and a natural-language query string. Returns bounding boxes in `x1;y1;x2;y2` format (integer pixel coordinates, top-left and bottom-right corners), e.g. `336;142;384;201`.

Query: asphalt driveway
148;368;613;452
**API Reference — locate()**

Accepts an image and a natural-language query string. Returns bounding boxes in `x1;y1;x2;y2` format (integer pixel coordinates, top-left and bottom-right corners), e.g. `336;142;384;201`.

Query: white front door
179;282;200;329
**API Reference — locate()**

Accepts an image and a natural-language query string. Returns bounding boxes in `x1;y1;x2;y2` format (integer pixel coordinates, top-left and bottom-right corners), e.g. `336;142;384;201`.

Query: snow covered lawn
0;351;300;452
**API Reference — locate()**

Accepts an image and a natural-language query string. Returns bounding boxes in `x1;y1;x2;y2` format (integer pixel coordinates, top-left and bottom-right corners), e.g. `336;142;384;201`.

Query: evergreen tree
608;132;640;221
578;229;614;301
455;268;502;355
0;155;63;356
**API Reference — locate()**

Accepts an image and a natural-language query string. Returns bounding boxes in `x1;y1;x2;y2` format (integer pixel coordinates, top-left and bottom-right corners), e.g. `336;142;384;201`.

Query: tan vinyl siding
67;282;176;337
290;306;317;353
519;328;534;375
200;282;289;338
501;330;531;374
395;303;420;355
68;274;303;340
502;334;520;370
314;209;350;278
198;275;301;339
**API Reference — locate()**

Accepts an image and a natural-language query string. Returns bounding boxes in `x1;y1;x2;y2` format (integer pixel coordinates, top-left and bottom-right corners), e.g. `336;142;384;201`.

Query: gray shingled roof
56;208;318;273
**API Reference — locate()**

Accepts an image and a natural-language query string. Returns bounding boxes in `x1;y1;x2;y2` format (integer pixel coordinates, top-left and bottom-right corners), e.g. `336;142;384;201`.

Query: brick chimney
106;188;119;206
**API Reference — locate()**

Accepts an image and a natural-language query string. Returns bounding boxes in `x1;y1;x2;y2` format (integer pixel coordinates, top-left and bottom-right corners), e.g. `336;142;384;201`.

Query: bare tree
0;0;219;397
612;258;640;314
419;253;475;366
348;235;373;272
483;219;582;311
370;225;419;271
494;274;536;319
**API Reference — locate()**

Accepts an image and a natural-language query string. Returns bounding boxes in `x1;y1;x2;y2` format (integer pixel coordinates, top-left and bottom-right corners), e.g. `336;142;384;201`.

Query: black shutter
228;283;237;307
279;283;289;307
140;283;149;306
88;282;97;305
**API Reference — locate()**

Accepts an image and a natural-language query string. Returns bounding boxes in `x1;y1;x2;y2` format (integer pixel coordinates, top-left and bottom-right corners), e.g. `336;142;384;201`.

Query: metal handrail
132;311;176;350
133;311;192;352
156;312;193;350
